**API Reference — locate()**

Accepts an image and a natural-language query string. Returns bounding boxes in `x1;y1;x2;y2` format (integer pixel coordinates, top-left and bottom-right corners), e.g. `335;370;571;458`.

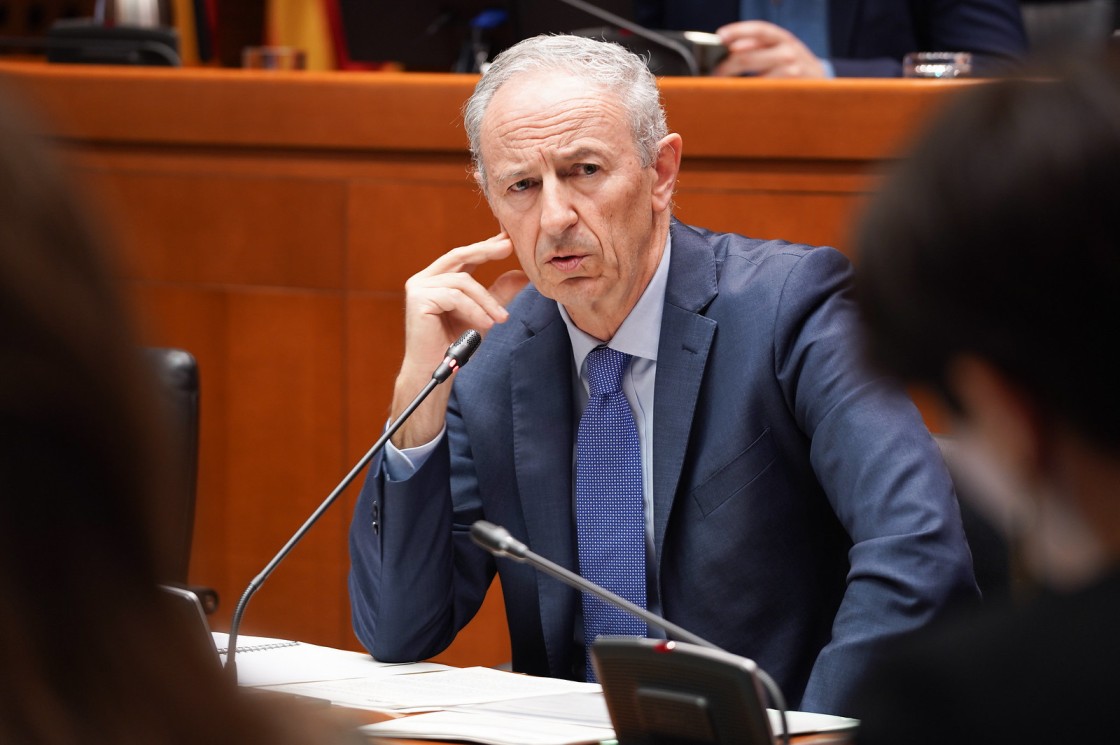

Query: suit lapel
652;222;719;569
510;293;578;671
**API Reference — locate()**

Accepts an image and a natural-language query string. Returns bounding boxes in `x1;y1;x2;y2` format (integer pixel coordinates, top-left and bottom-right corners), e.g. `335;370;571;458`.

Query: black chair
143;347;218;614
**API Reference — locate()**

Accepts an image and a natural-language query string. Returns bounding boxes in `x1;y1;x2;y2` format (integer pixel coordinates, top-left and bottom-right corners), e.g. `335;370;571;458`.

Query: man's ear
474;169;492;204
947;355;1049;482
651;133;683;213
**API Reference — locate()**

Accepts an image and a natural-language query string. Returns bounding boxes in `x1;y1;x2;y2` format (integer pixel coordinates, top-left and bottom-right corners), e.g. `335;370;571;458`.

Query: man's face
478;71;671;339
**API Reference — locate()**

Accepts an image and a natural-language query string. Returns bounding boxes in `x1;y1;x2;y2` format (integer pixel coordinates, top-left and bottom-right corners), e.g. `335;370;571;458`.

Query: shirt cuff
820;58;835;78
382;423;446;482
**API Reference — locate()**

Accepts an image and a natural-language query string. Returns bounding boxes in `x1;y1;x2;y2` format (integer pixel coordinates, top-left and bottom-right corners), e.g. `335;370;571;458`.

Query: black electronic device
44;18;180;66
159;584;220;666
592;637;774;745
470;520;790;745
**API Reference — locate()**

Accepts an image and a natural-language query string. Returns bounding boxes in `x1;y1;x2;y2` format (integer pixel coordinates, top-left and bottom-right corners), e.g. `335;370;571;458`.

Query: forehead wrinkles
482;91;631;169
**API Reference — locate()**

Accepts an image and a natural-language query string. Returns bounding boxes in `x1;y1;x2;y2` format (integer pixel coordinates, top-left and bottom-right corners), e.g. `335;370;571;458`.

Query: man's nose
539;180;578;235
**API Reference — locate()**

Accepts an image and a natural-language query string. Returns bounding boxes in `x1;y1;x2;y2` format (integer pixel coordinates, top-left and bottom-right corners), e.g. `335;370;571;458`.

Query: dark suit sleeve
832;0;1027;77
635;0;1026;77
772;246;978;713
347;395;495;662
830;57;905;78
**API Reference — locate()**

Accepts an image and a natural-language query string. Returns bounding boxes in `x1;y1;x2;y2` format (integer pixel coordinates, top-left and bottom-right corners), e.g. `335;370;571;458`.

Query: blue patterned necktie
576;346;647;682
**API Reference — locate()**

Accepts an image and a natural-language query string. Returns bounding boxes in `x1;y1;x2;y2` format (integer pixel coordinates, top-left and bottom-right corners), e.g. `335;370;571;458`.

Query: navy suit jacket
349;221;978;715
634;0;1028;76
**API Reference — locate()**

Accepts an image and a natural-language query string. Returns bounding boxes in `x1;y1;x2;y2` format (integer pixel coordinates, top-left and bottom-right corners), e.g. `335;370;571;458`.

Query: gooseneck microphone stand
224;330;482;679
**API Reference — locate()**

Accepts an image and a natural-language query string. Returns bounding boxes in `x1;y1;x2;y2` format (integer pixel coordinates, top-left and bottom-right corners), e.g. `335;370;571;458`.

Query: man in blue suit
348;34;977;715
634;0;1028;77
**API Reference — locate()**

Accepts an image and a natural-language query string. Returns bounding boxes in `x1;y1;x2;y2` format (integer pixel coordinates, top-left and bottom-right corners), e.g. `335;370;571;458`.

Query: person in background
0;86;351;745
348;33;978;716
634;0;1028;77
850;56;1120;742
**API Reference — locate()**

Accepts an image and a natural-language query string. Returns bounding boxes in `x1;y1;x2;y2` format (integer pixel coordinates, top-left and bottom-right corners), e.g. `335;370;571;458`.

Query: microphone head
448;329;482;366
470;520;527;560
432;329;482;383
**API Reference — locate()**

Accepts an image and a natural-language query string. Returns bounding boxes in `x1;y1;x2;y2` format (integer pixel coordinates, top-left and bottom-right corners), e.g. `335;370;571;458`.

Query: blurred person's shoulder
852;567;1120;744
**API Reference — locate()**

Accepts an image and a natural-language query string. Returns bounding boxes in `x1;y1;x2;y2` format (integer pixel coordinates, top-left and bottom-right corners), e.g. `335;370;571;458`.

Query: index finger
418;232;514;279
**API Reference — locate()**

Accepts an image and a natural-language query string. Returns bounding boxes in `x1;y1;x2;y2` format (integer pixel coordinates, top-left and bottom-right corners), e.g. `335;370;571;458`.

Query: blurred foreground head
0;87;344;744
0;81;176;634
856;56;1120;587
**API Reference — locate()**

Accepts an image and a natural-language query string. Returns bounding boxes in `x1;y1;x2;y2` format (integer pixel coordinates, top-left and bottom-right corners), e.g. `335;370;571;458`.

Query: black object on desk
45;18;180;66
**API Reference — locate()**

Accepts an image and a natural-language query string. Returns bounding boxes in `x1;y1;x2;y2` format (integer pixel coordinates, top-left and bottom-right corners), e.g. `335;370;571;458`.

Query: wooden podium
0;60;969;667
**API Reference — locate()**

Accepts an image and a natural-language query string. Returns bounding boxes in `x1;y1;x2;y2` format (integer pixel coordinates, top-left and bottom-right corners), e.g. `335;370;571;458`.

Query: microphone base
591;637;774;744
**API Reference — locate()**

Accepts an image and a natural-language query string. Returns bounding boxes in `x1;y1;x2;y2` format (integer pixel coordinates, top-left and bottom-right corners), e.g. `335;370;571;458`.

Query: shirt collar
560;232;671;375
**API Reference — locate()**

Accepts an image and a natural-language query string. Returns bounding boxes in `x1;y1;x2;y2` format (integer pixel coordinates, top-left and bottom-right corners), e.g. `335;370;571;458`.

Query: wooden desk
0;61;969;668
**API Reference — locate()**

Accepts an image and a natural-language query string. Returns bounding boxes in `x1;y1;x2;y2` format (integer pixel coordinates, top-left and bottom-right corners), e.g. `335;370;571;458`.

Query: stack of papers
263;666;601;713
221;635;859;745
358;688;859;745
360;709;614;745
353;683;613;745
212;632;448;687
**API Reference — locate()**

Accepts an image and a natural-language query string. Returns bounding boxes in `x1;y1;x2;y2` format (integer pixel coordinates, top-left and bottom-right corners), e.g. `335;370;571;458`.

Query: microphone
471;520;712;648
470;519;791;744
551;0;701;76
433;329;482;383
223;330;483;679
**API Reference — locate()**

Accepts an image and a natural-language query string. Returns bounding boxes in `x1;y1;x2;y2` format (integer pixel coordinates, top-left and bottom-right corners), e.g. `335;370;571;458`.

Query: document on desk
358;691;613;745
771;710;860;736
262;666;600;713
470;695;859;737
212;633;450;687
359;709;615;745
360;703;858;745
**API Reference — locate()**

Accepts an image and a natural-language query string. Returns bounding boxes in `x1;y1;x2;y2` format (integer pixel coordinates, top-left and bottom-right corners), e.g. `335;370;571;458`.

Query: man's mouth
549;254;585;272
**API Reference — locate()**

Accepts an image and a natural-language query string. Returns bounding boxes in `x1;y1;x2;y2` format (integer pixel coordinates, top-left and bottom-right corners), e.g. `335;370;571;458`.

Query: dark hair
0;86;341;744
855;57;1120;447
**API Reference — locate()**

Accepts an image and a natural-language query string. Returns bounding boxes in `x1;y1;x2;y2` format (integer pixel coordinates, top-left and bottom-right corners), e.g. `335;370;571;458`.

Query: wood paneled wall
0;61;968;667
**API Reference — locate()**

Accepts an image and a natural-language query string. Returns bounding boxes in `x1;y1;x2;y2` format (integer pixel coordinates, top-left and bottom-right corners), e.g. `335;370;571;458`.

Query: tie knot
585;347;630;397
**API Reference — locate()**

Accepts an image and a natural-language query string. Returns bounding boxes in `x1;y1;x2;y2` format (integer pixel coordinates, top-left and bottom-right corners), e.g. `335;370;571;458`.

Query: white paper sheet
464;691;613;728
212;633;449;687
360;702;858;745
461;693;859;738
263;666;601;712
359;710;615;745
770;709;860;736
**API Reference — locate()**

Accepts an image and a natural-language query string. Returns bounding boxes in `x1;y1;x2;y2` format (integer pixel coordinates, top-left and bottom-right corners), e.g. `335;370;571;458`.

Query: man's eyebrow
557;145;607;161
492;146;610;184
494;167;532;185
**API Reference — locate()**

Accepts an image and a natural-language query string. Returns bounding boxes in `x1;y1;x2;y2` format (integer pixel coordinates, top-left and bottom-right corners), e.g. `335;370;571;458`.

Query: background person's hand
714;20;827;78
